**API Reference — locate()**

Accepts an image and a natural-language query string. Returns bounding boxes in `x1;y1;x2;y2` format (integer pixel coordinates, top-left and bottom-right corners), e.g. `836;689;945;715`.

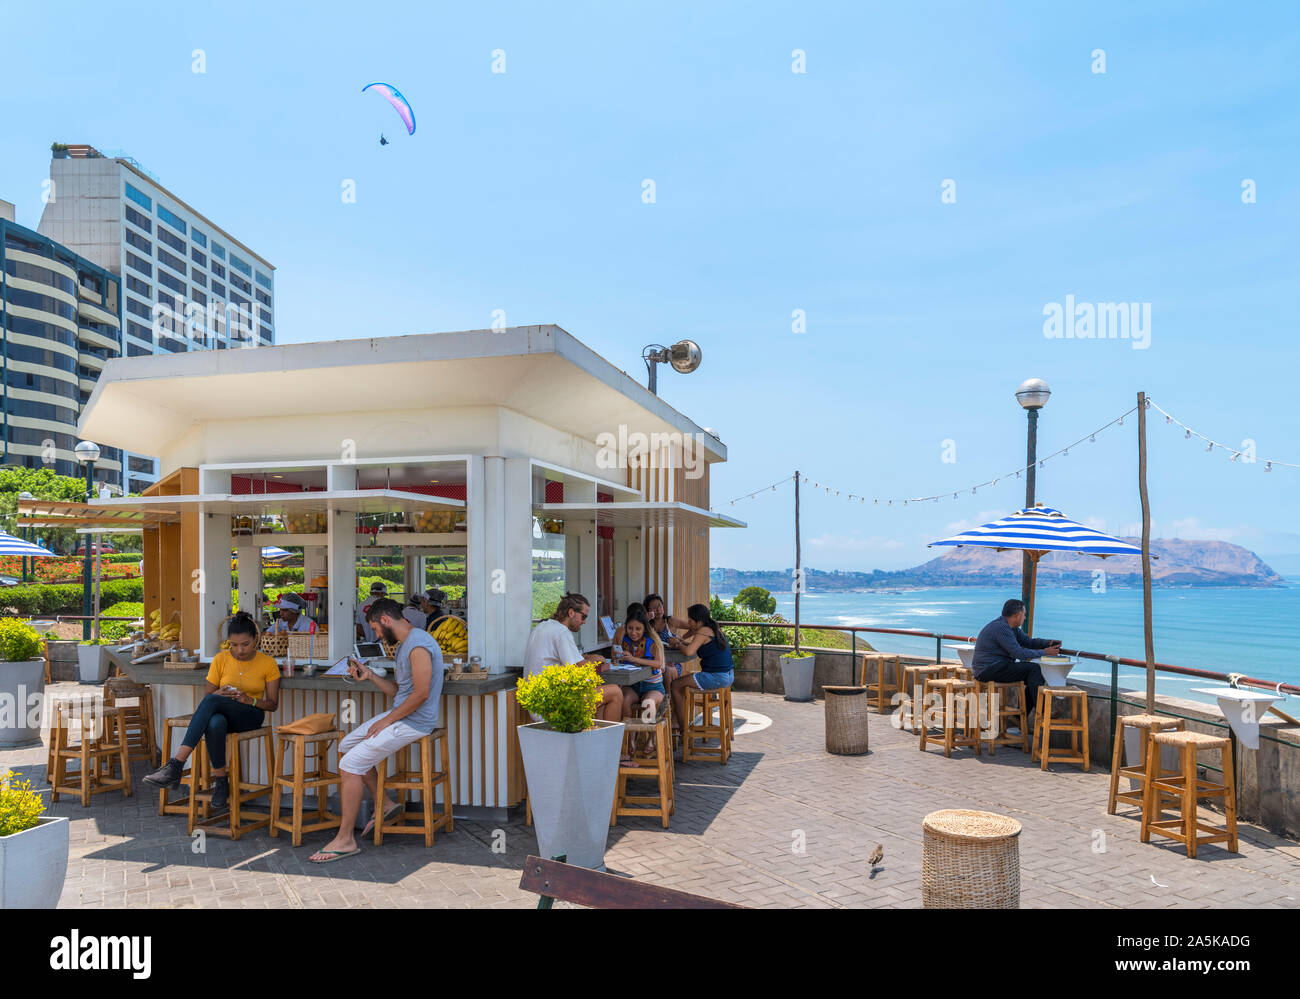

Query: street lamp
1015;379;1051;618
18;491;33;583
642;340;703;395
75;441;101;640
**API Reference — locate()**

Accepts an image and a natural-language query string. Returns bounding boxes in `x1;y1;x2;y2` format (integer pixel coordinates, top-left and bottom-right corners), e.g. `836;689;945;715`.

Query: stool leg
658;721;670;828
1107;722;1125;814
1080;694;1090;772
269;739;284;838
1016;684;1028;753
228;735;242;840
79;717;92;807
1140;737;1158;843
1221;740;1238;853
374;757;387;846
422;738;435;847
1038;692;1051;771
1179;747;1196;858
292;737;305;848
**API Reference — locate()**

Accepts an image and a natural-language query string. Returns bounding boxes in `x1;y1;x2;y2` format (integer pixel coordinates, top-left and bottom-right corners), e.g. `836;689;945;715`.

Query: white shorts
337;709;428;775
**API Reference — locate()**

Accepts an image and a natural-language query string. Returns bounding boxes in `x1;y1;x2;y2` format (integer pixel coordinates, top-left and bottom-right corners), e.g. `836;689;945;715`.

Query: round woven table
921;809;1022;909
823;685;870;755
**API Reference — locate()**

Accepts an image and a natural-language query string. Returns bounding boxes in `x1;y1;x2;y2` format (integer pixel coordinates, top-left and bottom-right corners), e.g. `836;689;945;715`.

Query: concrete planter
518;719;624;870
0;660;46;748
76;645;111;684
781;653;816;702
0;815;70;908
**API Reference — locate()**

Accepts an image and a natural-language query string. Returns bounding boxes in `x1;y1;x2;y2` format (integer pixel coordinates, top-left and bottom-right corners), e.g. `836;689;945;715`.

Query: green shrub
515;663;603;733
0;618;44;662
0;579;144;616
734;586;777;615
0;771;45;837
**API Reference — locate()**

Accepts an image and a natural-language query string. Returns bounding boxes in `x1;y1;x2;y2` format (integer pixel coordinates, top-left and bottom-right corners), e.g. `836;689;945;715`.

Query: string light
1149;399;1300;471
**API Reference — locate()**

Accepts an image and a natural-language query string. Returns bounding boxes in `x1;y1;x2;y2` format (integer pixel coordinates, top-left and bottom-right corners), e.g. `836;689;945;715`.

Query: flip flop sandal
308;847;361;864
362;801;404;837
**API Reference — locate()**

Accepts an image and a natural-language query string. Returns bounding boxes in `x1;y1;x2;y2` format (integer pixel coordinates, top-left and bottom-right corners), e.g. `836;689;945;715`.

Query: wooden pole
1137;392;1155;712
1025;552;1039;636
793;471;801;653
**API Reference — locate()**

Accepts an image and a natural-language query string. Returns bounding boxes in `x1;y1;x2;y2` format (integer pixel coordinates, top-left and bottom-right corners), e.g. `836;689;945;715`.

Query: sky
2;1;1297;573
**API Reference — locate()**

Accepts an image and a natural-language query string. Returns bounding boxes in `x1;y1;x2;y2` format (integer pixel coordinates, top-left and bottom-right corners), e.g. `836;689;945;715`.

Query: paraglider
362;83;415;143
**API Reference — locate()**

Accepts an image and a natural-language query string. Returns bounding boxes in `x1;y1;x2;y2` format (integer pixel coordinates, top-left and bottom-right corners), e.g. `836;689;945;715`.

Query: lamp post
75;440;100;640
18;491;33;582
1015;379;1051;622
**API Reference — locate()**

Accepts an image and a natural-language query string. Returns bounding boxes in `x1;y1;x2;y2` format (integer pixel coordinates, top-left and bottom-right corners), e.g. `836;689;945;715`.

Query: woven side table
921;809;1021;909
823;685;870;755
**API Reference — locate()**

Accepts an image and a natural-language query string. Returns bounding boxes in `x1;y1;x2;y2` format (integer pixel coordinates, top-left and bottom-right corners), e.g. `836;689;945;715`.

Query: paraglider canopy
362;82;415;135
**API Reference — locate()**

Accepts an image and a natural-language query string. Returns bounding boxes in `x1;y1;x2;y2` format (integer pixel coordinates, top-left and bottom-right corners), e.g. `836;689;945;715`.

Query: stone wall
735;644;1300;840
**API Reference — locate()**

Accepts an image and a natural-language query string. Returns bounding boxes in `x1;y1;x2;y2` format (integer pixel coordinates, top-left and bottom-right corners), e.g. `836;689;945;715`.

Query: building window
124;182;152;211
126;275;150;297
156;204;187;235
126;320;153;343
255;271;272;290
6;339;76;371
4;258;78;297
125;251;152;278
157;248;186;276
211;242;225;260
255;288;272;307
128;455;155;474
192;229;207;248
191;270;206;288
124;205;152;233
126;296;153;320
191;247;206;268
258;307;272;324
211;281;225;298
158;336;186;353
124;229;151;254
157;227;186;254
127;342;152;357
5;286;77;321
190;287;207;306
156;269;186;295
259;325;273;342
211;261;225;279
230;273;251;295
229;253;252;277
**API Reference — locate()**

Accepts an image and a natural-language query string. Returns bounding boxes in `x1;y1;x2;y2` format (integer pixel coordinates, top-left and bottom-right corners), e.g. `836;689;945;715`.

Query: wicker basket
259;630;289;657
287;631;326;660
823;685;870;755
921;809;1022;909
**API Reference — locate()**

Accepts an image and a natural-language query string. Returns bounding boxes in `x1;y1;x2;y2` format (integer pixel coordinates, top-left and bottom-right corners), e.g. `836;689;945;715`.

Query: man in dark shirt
972;599;1062;725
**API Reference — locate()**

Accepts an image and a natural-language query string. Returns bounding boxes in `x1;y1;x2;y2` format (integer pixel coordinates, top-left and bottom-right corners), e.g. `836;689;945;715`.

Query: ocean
715;580;1300;707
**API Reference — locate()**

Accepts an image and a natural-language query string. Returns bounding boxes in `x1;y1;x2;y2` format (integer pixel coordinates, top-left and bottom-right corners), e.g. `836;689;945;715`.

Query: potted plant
780;646;816;702
516;663;624;870
0;770;69;908
0;619;46;749
75;638;113;684
50;142;69;158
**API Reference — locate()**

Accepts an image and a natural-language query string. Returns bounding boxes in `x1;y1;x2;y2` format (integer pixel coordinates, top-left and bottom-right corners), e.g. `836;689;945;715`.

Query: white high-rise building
38;144;275;493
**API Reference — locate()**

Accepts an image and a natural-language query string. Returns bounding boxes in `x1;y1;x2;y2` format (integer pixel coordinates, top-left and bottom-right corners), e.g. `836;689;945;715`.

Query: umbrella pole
1138;392;1155;712
1026;551;1040;636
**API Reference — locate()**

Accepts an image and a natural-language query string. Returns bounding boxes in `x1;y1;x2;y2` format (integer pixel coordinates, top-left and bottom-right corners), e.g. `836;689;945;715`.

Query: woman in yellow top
142;611;280;811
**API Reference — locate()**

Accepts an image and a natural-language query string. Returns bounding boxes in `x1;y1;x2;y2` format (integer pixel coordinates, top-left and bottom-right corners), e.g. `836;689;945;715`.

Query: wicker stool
922;809;1021;908
1032;687;1089;771
187;726;275;839
823;685;870;755
49;699;132;807
938;665;975;681
270;729;344;847
1108;713;1185;815
682;685;732;764
902;665;943;734
919;678;980;758
1141;730;1238;858
102;677;158;767
611;711;674;828
375;728;454;847
979;681;1029;755
157;714;195;816
859;653;901;714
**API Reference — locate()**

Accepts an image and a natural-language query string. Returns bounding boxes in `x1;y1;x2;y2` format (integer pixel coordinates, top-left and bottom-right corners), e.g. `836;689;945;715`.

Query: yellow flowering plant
0;770;45;837
0;618;44;663
516;662;604;733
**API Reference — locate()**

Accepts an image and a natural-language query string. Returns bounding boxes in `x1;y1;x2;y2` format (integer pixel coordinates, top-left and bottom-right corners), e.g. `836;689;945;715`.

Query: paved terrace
4;683;1297;909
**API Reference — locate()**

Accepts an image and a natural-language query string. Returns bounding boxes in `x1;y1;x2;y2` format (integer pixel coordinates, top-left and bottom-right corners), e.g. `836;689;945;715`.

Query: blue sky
3;1;1297;571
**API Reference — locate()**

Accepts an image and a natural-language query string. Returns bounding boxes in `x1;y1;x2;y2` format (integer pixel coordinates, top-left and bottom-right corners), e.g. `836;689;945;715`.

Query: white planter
518;720;624;870
0;659;46;748
781;653;816;702
0;815;70;908
76;645;110;684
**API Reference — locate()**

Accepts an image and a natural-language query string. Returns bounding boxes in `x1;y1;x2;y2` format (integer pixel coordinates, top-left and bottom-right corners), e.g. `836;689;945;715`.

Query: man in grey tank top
309;598;445;863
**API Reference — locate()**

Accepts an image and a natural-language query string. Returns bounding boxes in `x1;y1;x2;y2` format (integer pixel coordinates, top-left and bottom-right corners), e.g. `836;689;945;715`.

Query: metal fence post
934;634;942;665
1108;656;1119;753
760;627;767;695
851;630;857;686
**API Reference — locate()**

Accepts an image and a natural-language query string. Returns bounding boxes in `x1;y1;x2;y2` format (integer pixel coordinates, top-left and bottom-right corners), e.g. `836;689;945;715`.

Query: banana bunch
148;609;182;641
431;616;468;655
148;609;162;637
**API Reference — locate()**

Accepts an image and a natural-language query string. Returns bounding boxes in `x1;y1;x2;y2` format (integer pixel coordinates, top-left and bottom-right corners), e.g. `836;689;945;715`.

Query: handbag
277;713;337;735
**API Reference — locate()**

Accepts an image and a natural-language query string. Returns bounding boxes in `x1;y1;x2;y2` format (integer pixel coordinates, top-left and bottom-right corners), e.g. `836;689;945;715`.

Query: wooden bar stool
50;699;132;807
102;677;158;767
938;664;974;681
270;729;344;847
979;680;1029;755
186;726;275;840
859;653;901;713
515;696;533;826
375;728;454;847
682;685;732;764
1141;730;1238;858
158;715;195;816
1033;687;1089;771
1107;713;1185;815
919;678;980;758
611;711;674;828
902;665;943;734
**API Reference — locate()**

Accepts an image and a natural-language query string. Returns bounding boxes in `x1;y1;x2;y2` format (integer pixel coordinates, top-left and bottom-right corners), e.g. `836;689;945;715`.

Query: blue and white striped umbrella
929;506;1148;558
260;546;293;562
0;530;56;558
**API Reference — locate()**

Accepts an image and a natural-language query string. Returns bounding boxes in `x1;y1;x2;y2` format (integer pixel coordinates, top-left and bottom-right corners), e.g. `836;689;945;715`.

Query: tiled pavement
4;685;1298;908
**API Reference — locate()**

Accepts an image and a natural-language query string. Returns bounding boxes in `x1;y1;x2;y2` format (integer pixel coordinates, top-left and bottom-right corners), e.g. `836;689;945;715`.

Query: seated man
523;592;621;723
971;598;1061;725
309;597;444;863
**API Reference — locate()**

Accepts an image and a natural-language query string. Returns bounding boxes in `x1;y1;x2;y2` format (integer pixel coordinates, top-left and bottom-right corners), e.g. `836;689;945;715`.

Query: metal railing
717;620;1300;759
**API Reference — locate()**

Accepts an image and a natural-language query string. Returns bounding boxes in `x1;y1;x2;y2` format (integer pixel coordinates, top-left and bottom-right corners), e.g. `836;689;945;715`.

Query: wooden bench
519;855;748;909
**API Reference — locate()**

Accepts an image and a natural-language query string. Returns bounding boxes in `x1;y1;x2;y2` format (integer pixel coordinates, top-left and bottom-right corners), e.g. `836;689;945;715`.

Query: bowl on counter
1038;656;1076;688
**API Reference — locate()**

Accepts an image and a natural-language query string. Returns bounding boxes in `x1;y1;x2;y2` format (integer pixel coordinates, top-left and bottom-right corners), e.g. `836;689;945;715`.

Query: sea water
717;580;1300;707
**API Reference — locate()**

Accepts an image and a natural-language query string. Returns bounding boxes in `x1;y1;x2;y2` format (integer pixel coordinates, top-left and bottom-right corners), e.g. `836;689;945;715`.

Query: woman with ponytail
668;603;734;739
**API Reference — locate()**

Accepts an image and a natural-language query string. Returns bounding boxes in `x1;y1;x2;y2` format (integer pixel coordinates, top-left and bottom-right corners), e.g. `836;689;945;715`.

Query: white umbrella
0;530;56;558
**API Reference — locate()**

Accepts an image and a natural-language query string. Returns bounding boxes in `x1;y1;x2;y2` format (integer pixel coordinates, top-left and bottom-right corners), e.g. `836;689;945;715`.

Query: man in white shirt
523;593;622;722
356;581;388;642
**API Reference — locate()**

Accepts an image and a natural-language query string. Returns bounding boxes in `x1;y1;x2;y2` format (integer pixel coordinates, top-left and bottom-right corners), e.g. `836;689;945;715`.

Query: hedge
0;579;145;616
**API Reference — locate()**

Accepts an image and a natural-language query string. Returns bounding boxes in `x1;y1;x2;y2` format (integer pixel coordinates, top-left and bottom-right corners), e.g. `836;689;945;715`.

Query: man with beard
308;597;444;863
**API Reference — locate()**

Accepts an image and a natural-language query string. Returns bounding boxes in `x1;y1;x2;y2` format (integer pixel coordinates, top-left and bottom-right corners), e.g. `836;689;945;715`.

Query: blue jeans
633;680;666;697
693;670;733;691
182;693;265;769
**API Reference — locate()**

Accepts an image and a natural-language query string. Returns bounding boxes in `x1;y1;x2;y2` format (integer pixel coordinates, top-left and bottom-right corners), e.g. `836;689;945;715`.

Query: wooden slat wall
627;449;712;613
141;467;201;649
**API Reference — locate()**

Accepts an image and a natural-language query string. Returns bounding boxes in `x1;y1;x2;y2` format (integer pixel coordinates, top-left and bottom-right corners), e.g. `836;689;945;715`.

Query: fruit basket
259;630;289;657
287;631;327;660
